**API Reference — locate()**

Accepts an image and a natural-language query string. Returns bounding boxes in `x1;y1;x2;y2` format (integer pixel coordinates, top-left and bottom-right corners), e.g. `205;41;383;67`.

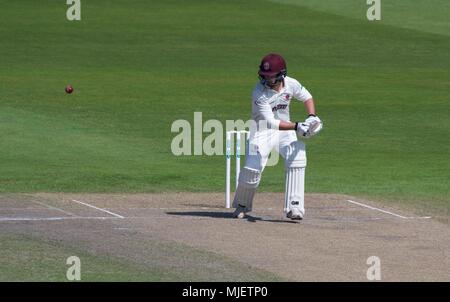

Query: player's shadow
165;211;299;224
166;211;233;219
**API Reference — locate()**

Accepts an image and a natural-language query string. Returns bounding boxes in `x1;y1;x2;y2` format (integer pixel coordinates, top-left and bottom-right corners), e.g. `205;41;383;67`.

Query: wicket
225;130;250;208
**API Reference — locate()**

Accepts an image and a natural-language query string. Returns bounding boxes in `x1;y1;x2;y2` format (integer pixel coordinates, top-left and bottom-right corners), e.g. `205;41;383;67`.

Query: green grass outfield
0;1;449;212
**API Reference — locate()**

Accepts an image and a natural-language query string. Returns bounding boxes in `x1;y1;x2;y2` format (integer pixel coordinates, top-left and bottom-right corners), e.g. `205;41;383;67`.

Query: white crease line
72;199;125;219
0;216;120;222
30;200;76;216
346;200;431;219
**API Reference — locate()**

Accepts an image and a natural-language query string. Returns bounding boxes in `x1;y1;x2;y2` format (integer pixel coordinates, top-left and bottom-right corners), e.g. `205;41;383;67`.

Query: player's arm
279;120;296;130
293;83;316;117
254;98;306;133
279;121;311;137
303;98;316;116
291;81;323;137
254;100;296;130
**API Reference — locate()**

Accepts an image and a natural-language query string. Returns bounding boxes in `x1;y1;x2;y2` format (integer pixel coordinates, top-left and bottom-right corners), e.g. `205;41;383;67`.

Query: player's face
259;74;282;89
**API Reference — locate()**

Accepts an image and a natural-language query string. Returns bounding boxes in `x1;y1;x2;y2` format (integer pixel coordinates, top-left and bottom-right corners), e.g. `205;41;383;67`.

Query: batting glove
295;122;310;137
303;114;323;138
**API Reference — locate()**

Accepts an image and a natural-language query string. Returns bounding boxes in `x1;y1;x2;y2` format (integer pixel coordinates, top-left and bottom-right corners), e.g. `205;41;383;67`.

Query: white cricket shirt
251;76;312;130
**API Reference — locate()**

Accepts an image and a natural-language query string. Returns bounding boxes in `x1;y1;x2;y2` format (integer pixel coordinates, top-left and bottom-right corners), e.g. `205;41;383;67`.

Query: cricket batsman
233;53;323;220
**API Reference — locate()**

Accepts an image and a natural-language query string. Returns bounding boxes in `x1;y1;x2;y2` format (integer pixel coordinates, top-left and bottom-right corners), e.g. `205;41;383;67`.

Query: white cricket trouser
233;129;307;214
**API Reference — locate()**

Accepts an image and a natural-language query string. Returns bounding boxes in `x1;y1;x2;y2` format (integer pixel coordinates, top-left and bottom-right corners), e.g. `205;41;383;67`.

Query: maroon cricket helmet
258;53;287;77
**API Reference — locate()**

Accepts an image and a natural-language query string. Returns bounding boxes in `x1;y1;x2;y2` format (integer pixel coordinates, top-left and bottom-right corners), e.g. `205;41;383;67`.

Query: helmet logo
263;62;270;70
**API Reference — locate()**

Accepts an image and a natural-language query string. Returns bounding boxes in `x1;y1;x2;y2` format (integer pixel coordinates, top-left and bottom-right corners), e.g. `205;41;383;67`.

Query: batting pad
284;167;305;215
232;167;260;211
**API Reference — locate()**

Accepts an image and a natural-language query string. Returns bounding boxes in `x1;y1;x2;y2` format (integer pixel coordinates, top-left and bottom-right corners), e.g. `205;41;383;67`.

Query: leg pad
284;167;305;215
232;167;261;211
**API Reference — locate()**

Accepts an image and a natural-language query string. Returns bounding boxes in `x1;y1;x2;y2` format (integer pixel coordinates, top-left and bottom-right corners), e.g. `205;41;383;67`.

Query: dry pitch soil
0;192;449;281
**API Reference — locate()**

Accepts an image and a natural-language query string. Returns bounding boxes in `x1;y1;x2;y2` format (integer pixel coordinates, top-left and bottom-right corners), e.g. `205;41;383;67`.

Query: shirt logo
272;104;287;112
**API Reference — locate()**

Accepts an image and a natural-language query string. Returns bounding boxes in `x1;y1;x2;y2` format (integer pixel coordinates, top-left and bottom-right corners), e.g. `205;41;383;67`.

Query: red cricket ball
65;85;74;94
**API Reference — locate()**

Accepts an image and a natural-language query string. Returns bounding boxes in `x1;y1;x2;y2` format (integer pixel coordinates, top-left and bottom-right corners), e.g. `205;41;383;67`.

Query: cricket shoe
287;208;303;220
233;205;249;219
